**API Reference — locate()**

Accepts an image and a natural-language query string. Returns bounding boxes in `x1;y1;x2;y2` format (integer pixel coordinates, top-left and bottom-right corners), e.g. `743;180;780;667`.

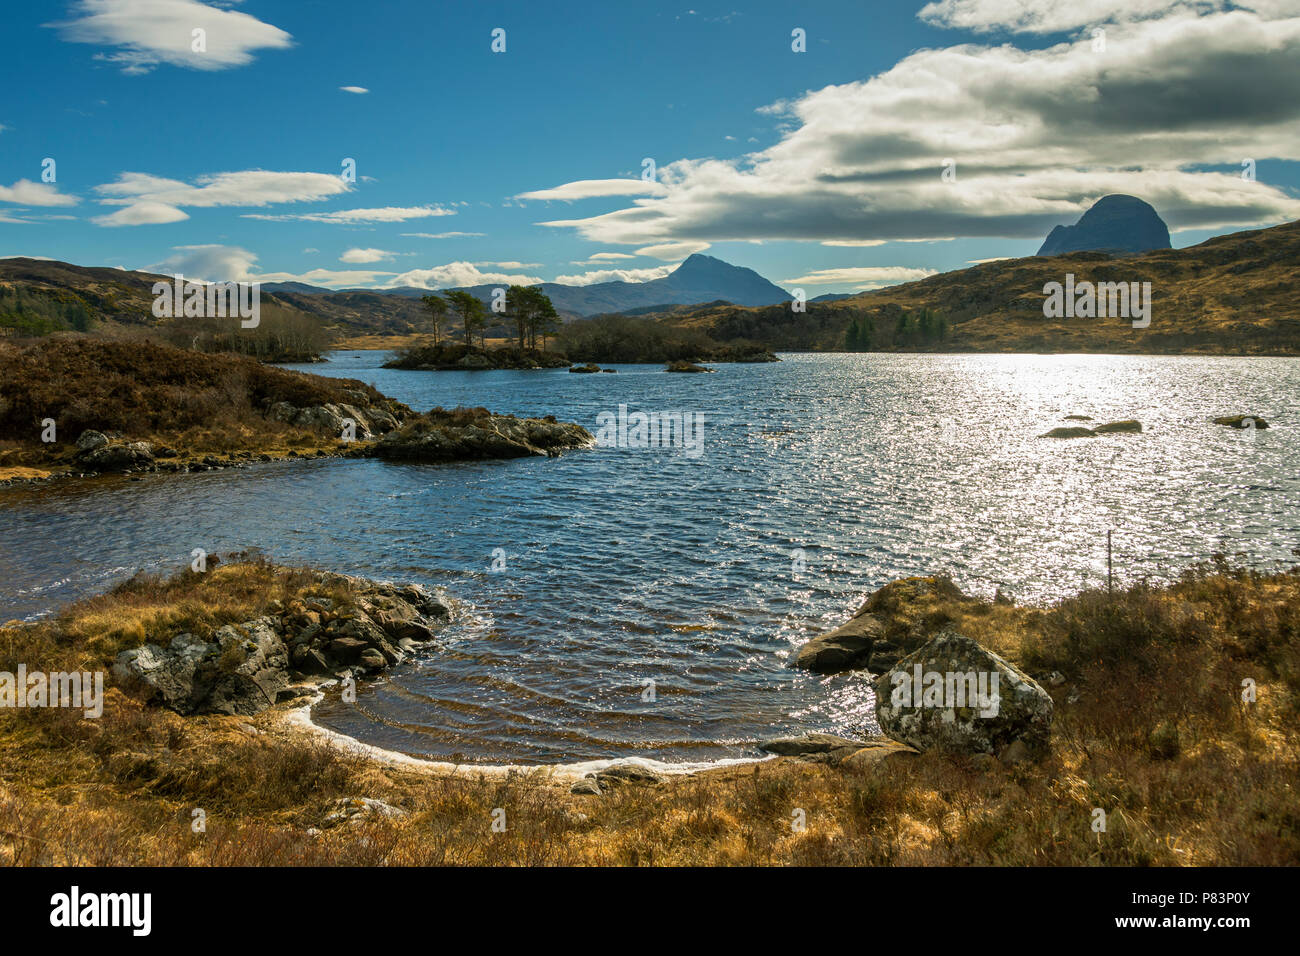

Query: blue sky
1;0;1298;294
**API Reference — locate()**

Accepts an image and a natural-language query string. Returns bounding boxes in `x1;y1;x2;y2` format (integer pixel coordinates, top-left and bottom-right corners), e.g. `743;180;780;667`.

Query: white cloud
782;266;938;290
253;268;396;288
516;179;669;201
0;179;78;207
95;202;191;226
552;265;676;286
339;86;369;94
535;7;1300;247
387;262;544;289
245;205;453;224
50;0;292;74
340;247;393;263
584;251;638;260
92;169;350;226
918;0;1221;34
635;241;711;259
150;244;260;281
474;260;541;269
401;231;484;238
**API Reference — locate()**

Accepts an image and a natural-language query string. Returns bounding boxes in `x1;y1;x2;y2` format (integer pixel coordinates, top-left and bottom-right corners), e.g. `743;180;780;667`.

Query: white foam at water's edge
286;687;771;780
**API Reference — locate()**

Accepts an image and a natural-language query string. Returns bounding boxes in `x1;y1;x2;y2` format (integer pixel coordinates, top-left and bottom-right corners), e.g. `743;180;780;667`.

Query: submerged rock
874;632;1053;758
665;361;713;373
1213;415;1269;429
1041;426;1096;438
1093;420;1143;434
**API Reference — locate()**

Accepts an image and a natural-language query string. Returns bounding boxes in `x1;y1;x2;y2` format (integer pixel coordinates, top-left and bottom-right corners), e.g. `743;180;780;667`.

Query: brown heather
0;336;409;477
0;556;1297;866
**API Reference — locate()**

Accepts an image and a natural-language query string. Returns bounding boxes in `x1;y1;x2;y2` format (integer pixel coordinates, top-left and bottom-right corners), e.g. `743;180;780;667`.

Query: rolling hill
649;218;1300;355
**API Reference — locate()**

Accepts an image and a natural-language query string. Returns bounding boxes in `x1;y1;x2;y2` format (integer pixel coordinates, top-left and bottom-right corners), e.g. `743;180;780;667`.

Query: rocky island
0;337;591;486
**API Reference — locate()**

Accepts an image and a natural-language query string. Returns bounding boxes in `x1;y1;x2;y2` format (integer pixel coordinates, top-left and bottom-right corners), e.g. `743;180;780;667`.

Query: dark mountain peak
1037;194;1171;256
671;253;744;278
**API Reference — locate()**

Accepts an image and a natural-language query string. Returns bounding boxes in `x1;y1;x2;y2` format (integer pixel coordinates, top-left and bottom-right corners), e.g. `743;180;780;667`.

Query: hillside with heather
654;219;1300;355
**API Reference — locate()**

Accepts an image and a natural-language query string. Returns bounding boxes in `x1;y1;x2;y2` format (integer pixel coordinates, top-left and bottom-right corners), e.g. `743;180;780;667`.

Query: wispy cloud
781;266;937;290
339;85;369;94
92;169;349;226
245;205;454;224
0;179;79;207
516;179;668;201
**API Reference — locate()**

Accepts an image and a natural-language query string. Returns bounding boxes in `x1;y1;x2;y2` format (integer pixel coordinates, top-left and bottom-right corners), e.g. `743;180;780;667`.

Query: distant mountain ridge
265;253;791;318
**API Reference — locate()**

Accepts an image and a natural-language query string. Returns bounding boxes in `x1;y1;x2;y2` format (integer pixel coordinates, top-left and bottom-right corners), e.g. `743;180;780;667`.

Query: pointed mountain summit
652;253;791;305
1037;195;1172;256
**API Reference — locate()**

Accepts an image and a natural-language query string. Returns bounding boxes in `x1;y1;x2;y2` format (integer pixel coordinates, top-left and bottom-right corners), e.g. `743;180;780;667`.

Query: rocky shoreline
113;572;453;717
2;400;594;488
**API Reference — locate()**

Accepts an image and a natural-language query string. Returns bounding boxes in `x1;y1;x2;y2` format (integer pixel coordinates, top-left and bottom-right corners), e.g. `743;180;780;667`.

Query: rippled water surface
2;352;1297;765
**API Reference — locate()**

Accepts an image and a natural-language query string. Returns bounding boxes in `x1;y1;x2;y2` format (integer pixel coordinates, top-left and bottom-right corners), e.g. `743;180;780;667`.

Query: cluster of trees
0;286;93;336
557;313;726;363
152;306;330;362
843;307;949;351
895;307;949;346
844;316;873;351
418;286;560;349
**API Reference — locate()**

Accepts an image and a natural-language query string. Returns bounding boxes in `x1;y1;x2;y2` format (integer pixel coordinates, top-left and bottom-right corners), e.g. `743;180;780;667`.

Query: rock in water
874;632;1053;758
1213;415;1269;429
1093;420;1143;434
793;612;882;673
1036;195;1171;256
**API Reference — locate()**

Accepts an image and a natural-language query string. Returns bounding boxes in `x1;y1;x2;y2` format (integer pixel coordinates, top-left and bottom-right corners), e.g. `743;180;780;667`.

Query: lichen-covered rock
590;765;665;789
874;632;1053;758
75;429;109;452
113;575;451;716
321;797;407;828
79;440;155;470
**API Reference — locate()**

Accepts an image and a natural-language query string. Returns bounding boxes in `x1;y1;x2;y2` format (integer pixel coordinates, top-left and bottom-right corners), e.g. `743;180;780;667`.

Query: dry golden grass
1;559;1297;866
0;336;409;478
